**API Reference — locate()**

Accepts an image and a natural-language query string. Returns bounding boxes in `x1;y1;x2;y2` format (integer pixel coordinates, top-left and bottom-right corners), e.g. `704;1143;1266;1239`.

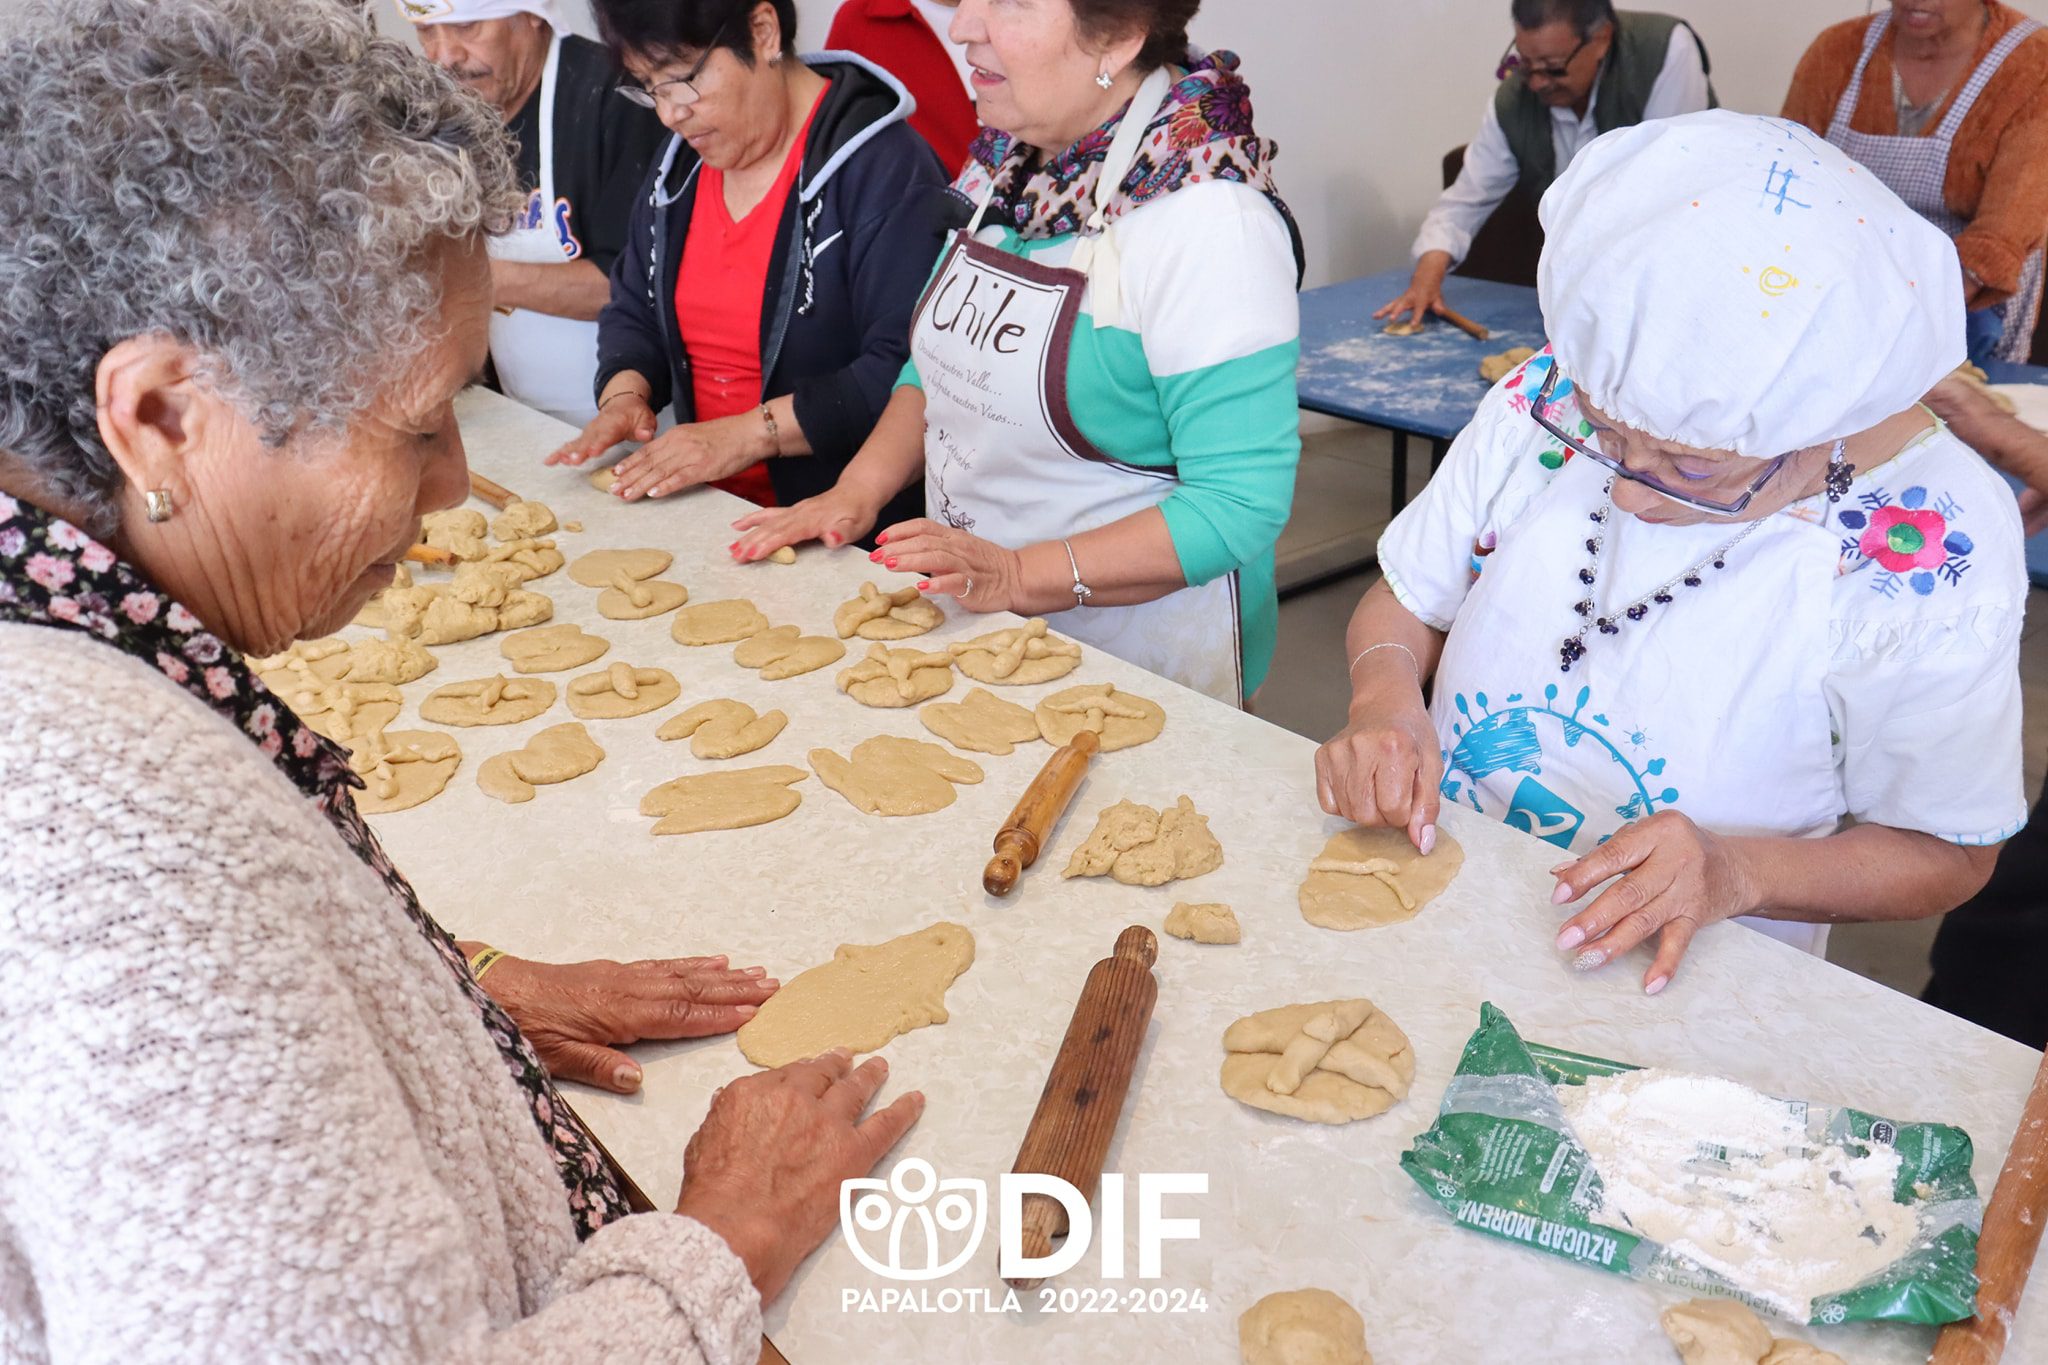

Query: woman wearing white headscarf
1316;110;2026;993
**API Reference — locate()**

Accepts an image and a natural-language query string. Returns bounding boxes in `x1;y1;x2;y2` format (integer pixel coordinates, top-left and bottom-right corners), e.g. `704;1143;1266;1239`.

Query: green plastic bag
1400;1004;1981;1326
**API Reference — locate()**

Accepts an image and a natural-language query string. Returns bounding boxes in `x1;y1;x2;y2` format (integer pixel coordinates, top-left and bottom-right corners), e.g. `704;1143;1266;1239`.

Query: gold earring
145;489;174;523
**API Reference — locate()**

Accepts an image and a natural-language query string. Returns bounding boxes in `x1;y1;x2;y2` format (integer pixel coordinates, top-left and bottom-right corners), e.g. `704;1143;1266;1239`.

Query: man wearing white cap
399;0;666;426
1318;110;2027;992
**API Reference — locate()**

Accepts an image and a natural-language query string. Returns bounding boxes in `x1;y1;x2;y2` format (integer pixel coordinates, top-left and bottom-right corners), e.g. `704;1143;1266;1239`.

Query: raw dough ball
1221;999;1414;1125
1381;319;1425;337
768;545;798;565
833;581;943;640
734;624;847;679
950;618;1081;684
639;765;809;834
421;509;490;561
419;675;557;727
658;699;788;759
569;547;672;587
566;662;680;720
587;465;618;493
501;623;611;674
837;643;955;708
1762;1342;1846;1365
1659;1300;1774;1365
491;499;558;541
671;598;770;646
349;730;462;814
596;574;688;620
337;636;438;686
809;736;985;816
1065;796;1223;886
1298;826;1465;931
1165;902;1240;944
478;722;605;804
921;687;1043;755
737;922;975;1067
481;538;565;582
1478;345;1537;383
1035;683;1166;752
1238;1288;1371;1365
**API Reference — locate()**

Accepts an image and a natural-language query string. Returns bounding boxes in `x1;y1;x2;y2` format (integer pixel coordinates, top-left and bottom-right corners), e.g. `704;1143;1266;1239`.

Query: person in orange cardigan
826;0;978;171
1783;0;2048;364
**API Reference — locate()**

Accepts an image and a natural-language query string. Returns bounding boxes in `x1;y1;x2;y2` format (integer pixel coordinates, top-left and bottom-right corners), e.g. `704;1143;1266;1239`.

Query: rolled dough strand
609;569;655;610
886;649;952;698
1308;856;1418;912
1266;1002;1376;1096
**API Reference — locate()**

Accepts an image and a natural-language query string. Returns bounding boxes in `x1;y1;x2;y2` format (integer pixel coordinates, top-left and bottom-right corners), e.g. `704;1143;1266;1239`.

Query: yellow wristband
468;947;507;982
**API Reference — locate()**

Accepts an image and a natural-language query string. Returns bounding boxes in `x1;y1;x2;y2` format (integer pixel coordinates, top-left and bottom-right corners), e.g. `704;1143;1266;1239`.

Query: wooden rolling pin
1435;304;1491;342
469;471;519;510
404;544;456;566
983;728;1099;896
1930;1045;2048;1364
1004;925;1160;1291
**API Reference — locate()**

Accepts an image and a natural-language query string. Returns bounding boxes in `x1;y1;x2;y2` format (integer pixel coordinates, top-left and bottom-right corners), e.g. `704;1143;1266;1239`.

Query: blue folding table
1983;359;2048;587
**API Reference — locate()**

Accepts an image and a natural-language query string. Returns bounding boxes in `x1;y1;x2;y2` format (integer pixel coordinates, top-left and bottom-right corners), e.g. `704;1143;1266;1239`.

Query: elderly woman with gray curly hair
0;0;921;1356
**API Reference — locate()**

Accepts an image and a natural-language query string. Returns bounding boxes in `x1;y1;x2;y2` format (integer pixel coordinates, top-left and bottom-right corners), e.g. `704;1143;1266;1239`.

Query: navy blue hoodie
594;53;953;523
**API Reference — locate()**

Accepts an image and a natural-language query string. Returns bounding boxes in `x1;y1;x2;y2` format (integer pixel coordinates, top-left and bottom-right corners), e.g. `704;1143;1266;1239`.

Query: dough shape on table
501;623;611;674
586;465;618;493
658;699;788;759
639;765;809;835
1761;1343;1846;1365
1659;1300;1775;1365
1238;1288;1372;1365
421;508;489;561
837;643;954;707
1064;796;1222;886
671;598;770;645
1035;682;1166;751
481;538;565;582
809;736;985;817
733;624;846;679
569;547;672;588
1381;318;1425;337
565;662;680;720
920;687;1042;755
349;730;462;815
1298;826;1464;931
418;675;557;727
263;674;401;746
736;921;975;1067
1478;345;1537;383
251;637;350;685
334;636;438;686
767;545;798;565
491;500;558;541
596;572;688;620
477;722;604;804
833;581;943;640
351;566;415;629
950;617;1081;684
449;562;528;606
1165;902;1241;944
1221;998;1414;1125
380;575;554;645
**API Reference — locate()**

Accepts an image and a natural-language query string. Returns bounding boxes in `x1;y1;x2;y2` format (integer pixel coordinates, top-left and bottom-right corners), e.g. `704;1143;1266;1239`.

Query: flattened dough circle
419;675;557;727
672;598;770;645
1221;998;1414;1125
1298;825;1464;930
920;687;1042;755
1035;682;1165;751
566;662;680;720
737;922;975;1067
569;547;671;587
1239;1288;1372;1365
639;765;808;834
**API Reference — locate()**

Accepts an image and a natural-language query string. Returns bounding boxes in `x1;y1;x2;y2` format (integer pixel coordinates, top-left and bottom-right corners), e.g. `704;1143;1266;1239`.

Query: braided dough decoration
1034;682;1166;752
809;736;985;817
1063;795;1222;886
1297;826;1464;931
349;729;462;814
1220;998;1415;1125
639;765;809;835
500;623;610;674
657;699;788;759
596;568;688;620
950;617;1081;684
832;581;944;640
836;643;955;708
477;722;604;803
565;662;680;720
418;674;557;727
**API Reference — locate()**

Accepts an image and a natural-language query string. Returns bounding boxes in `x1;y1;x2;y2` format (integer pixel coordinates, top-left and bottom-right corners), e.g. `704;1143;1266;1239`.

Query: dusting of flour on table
1557;1069;1918;1319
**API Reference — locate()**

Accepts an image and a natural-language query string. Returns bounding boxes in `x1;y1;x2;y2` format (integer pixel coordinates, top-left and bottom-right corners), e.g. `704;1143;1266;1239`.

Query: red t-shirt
676;90;825;506
825;0;978;173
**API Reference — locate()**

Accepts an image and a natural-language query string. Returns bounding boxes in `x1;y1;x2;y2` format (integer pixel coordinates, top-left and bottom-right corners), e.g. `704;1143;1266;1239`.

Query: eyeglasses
616;12;732;110
1496;32;1595;82
1528;364;1790;516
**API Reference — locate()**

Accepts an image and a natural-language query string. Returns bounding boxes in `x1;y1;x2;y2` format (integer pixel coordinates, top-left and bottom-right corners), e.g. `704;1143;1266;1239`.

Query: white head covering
395;0;563;29
1537;110;1964;457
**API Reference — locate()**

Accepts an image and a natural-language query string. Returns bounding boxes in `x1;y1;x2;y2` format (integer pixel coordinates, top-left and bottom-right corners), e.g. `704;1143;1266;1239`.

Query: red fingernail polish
876;532;890;545
868;551;881;562
885;557;898;569
916;581;931;592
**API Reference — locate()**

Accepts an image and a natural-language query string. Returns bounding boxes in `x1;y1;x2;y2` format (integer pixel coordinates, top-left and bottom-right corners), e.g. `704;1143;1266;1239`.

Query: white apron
1431;455;1847;955
489;34;603;428
907;69;1244;706
1825;11;2046;363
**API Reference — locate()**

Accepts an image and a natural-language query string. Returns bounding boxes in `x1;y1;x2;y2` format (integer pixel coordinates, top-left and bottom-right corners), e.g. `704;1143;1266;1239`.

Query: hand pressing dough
950;618;1081;684
809;736;985;816
1035;683;1165;751
569;547;672;587
491;500;558;541
736;921;975;1067
1298;826;1464;931
1478;345;1537;383
658;699;788;759
566;662;679;719
833;581;943;640
1238;1288;1372;1365
349;730;462;814
1381;319;1425;337
768;545;798;564
586;465;618;493
671;598;770;646
477;722;604;803
1659;1300;1775;1365
501;623;610;674
921;687;1042;755
1064;795;1222;886
1221;999;1414;1125
734;624;847;679
421;508;490;561
639;765;809;835
596;572;689;620
481;538;565;582
837;643;954;707
1165;902;1241;944
419;675;557;727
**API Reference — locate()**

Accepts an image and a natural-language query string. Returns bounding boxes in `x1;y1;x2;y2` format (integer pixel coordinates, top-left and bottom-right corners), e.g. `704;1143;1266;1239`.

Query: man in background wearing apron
402;0;667;427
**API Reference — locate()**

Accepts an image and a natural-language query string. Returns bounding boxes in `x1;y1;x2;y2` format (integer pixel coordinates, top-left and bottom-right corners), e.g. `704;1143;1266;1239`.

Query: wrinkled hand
1549;810;1758;995
608;416;765;501
546;395;658;468
2019;486;2048;536
730;483;882;560
483;954;778;1093
1313;698;1442;851
1372;252;1453;330
676;1050;923;1304
868;518;1024;614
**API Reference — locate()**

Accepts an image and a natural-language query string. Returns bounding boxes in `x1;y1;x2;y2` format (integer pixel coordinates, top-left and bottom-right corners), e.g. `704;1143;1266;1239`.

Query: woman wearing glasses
547;0;949;522
1320;112;2027;992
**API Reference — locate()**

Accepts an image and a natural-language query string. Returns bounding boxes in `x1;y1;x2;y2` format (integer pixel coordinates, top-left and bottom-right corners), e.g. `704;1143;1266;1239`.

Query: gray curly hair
0;0;522;535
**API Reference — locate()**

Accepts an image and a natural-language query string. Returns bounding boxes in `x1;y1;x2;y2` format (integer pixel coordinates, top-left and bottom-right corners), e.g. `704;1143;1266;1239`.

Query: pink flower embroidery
25;553;73;593
166;602;201;633
0;528;24;558
258;731;283;758
1859;505;1948;573
79;543;115;574
47;596;79;622
156;652;190;683
0;493;18;518
120;591;161;625
204;666;236;699
47;522;88;551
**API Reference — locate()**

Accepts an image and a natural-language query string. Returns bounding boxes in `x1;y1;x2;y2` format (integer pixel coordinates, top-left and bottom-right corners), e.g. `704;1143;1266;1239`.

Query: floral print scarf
0;491;629;1238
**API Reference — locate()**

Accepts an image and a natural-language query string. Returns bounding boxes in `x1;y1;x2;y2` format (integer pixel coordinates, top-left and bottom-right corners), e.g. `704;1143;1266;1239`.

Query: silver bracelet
1348;641;1419;678
1063;538;1094;607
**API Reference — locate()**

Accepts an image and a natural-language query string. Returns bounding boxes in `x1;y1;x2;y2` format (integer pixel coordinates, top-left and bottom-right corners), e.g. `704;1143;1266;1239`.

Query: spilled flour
1558;1069;1918;1318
